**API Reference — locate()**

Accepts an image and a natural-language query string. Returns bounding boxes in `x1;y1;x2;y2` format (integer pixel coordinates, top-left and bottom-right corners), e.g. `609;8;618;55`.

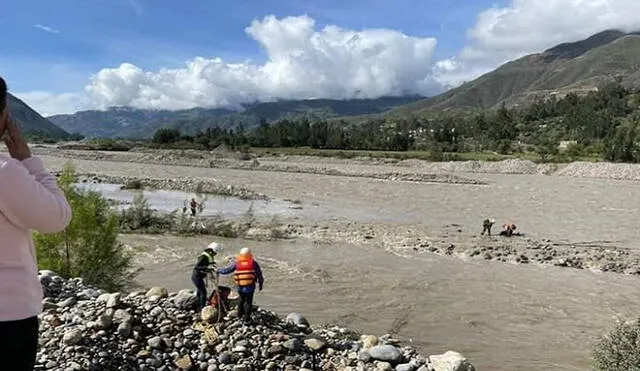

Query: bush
121;179;143;190
35;163;139;291
593;319;640;371
119;192;174;233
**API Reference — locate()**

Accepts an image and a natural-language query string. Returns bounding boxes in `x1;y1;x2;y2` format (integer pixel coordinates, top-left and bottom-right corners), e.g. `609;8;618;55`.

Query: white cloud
33;24;60;34
435;0;640;86
19;3;640;116
30;15;440;114
14;91;89;117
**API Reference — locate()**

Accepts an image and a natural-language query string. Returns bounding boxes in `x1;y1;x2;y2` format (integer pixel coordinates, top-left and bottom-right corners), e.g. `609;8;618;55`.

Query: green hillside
393;30;640;115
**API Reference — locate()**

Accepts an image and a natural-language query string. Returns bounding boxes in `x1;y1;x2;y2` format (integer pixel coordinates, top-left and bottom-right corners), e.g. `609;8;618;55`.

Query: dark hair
0;77;6;114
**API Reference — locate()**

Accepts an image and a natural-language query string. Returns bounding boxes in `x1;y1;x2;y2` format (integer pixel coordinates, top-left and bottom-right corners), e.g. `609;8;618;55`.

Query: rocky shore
289;222;640;276
67;173;271;201
39;148;484;186
36;271;475;371
37;145;640;183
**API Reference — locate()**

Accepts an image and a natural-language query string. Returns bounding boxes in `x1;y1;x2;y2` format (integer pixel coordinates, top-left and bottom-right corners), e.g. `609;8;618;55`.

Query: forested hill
48;96;424;139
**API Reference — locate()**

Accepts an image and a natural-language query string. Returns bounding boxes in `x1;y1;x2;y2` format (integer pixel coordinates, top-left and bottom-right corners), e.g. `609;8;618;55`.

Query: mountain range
7;94;70;138
10;28;640;139
47;96;424;139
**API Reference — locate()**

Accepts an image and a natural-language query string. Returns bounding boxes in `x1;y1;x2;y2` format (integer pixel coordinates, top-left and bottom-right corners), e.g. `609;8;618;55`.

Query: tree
152;128;182;144
34;162;139;291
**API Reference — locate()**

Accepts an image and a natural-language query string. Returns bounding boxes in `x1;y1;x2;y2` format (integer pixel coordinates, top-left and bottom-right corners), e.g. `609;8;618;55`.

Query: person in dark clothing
191;242;222;309
481;218;495;236
190;198;198;217
218;247;264;323
0;316;39;371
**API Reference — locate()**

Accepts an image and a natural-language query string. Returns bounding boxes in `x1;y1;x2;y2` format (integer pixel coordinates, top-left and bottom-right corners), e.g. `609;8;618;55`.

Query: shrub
593;319;640;371
119;192;173;233
121;179;143;190
34;162;139;291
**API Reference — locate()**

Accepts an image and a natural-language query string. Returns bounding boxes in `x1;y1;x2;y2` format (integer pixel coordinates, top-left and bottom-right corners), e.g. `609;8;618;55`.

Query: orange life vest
234;255;257;286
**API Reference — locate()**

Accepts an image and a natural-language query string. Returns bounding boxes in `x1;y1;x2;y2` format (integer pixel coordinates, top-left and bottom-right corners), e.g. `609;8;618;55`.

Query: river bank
37;271;475;371
33;145;640;182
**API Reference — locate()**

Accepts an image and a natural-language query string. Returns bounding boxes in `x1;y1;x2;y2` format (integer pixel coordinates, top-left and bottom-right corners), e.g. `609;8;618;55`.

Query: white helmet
208;242;222;254
239;247;251;255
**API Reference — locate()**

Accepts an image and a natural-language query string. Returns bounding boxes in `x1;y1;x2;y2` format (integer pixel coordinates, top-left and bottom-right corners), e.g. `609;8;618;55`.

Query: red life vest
234;255;257;286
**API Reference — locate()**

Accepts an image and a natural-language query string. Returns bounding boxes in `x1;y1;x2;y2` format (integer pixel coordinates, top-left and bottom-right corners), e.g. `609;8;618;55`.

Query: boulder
429;351;475;371
368;345;403;363
145;287;168;298
62;328;83;345
201;306;219;323
174;290;198;310
285;312;309;328
304;337;326;351
106;293;121;308
361;334;378;349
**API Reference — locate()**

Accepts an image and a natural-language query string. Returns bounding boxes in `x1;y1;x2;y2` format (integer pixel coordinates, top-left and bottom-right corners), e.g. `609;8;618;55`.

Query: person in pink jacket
0;77;72;370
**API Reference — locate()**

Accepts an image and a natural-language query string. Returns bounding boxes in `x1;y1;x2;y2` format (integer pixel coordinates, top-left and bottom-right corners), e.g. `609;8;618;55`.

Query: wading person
190;198;198;217
191;242;222;309
218;247;264;323
0;77;73;371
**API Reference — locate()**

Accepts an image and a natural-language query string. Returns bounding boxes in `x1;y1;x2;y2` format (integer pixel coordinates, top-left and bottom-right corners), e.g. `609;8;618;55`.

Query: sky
2;0;640;116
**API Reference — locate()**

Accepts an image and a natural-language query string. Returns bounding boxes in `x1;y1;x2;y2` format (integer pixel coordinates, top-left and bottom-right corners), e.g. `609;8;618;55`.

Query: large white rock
429;351;475;371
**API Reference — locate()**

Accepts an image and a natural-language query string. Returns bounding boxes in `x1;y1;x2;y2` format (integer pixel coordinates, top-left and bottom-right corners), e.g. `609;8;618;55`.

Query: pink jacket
0;154;72;321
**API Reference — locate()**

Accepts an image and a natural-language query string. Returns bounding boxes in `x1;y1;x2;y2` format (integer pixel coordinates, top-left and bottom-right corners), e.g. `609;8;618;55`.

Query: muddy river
126;234;640;371
40;155;640;371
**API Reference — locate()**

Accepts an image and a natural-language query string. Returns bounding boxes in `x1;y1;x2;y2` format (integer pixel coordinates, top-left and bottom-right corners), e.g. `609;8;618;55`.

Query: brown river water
126;232;640;371
40;156;640;371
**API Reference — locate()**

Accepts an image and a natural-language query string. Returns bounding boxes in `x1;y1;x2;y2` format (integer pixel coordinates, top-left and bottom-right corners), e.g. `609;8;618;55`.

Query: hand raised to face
3;115;31;161
0;108;8;140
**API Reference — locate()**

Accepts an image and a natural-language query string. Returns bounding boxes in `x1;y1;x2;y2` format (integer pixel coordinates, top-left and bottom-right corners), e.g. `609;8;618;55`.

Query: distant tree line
150;83;640;163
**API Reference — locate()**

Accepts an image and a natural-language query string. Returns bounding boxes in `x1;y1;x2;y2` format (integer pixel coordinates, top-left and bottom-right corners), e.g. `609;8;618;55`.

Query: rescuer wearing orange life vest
218;247;264;323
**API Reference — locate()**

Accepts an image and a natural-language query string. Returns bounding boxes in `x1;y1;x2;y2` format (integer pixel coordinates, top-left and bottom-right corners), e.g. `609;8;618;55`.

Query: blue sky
1;0;501;93
2;0;634;115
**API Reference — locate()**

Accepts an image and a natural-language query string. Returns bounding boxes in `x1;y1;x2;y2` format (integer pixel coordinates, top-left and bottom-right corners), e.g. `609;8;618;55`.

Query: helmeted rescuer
218;247;264;323
191;242;222;309
481;218;495;236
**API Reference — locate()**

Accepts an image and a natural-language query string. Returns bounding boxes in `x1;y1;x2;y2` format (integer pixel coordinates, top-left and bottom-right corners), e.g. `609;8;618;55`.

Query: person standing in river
0;77;73;371
190;198;198;217
481;218;495;236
